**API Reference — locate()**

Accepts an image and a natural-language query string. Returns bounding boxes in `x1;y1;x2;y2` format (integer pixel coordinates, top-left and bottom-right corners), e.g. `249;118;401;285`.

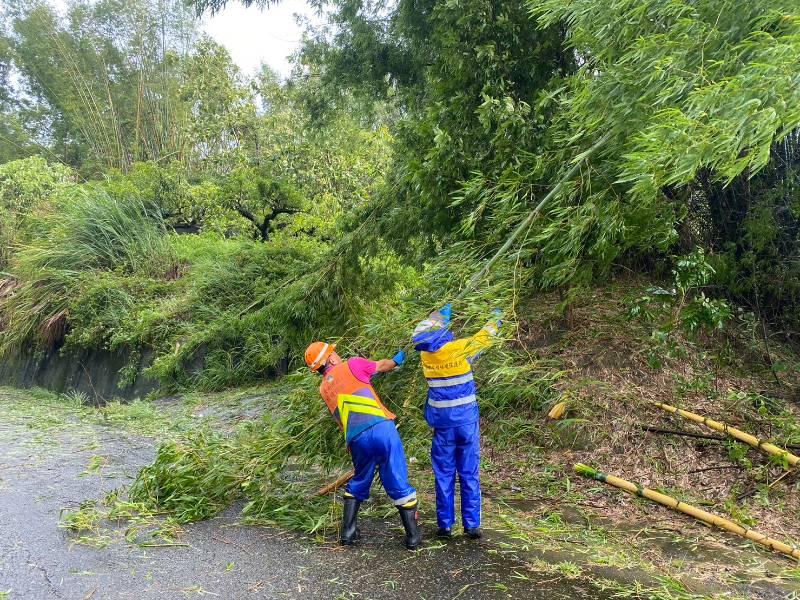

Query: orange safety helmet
305;341;336;371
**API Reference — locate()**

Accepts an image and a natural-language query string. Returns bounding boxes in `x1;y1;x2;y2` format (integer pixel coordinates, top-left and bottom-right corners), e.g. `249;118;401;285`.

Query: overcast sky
200;1;322;79
45;0;322;79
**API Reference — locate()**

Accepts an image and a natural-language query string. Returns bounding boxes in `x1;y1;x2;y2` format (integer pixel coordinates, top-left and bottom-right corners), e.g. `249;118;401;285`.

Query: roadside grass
593;576;742;600
96;400;176;435
0;384;247;439
491;498;761;599
0;387;89;430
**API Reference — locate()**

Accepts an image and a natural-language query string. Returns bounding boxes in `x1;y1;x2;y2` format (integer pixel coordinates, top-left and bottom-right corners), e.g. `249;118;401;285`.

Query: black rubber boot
398;503;422;550
464;526;482;539
436;528;452;539
340;496;361;546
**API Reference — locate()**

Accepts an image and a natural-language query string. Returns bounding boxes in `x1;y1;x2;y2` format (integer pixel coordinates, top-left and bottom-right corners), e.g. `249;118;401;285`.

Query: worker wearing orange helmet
304;341;421;550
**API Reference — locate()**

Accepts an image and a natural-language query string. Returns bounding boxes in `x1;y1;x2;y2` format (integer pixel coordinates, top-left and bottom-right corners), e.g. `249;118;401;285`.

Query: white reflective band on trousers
427;394;477;408
393;492;417;506
426;373;474;387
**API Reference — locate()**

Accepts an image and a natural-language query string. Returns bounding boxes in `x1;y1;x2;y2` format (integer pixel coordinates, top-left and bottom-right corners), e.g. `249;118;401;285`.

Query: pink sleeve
347;357;378;383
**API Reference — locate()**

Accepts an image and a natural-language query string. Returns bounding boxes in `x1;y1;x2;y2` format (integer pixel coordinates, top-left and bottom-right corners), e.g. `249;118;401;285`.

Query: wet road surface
0;403;613;599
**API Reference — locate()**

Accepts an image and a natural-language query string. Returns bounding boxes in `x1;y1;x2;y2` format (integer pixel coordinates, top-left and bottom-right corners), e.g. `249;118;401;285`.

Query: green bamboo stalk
453;131;612;303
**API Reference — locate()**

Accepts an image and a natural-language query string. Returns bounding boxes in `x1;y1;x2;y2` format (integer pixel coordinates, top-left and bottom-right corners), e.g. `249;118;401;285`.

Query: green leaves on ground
130;427;240;522
128;379;348;530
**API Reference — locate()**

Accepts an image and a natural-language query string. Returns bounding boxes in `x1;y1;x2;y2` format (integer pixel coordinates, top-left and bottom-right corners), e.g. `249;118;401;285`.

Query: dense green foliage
0;0;798;381
296;0;570;254
520;0;800;286
1;0;800;531
0;156;72;270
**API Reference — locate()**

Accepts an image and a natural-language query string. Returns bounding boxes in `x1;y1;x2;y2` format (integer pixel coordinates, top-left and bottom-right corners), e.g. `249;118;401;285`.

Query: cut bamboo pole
315;469;354;496
574;463;800;561
654;402;800;469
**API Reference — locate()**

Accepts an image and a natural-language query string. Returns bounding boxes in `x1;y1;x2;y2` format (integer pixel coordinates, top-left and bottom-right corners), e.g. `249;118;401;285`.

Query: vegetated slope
489;277;800;547
121;272;800;549
39;272;800;596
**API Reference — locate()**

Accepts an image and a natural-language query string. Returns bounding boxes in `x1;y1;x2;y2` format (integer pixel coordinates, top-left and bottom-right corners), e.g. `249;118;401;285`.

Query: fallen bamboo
313;135;611;498
574;463;800;561
654;402;800;469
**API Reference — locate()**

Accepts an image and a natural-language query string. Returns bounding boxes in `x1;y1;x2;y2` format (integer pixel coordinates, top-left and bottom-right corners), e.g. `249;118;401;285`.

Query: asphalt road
0;406;611;600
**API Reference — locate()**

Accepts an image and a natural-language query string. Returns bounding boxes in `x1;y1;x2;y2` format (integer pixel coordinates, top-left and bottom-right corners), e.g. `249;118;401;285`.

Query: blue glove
438;303;452;323
392;350;406;366
492;308;503;328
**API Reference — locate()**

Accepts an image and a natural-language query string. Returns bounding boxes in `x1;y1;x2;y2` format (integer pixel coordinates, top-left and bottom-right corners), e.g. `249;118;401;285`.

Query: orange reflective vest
319;360;395;445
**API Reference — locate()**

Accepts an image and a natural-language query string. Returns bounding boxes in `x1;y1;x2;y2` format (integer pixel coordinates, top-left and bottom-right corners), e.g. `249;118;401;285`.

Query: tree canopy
0;0;799;375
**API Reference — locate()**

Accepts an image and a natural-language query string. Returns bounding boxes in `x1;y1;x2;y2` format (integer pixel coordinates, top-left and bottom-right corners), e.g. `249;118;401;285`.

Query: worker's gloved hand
392;350;406;367
492;308;503;328
438;303;452;323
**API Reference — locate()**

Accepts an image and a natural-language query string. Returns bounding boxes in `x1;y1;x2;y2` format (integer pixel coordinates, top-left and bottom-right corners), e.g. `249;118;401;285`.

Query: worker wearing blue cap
411;304;501;538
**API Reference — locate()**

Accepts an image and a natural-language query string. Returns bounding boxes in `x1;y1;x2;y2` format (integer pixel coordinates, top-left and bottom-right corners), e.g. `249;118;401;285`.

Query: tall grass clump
44;187;175;276
0;188;176;355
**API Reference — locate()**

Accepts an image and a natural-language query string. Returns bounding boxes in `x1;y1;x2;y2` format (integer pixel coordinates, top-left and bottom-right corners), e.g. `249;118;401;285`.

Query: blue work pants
345;420;417;506
431;421;481;530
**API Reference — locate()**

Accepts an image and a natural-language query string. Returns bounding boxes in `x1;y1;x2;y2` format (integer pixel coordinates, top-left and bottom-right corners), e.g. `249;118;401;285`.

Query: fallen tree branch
640;424;800;451
687;465;742;474
639;425;725;443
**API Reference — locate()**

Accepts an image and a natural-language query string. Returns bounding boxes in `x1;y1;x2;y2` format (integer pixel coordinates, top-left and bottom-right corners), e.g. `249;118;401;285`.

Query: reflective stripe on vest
338;393;386;433
319;360;395;444
427;394;477;408
426;373;474;388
